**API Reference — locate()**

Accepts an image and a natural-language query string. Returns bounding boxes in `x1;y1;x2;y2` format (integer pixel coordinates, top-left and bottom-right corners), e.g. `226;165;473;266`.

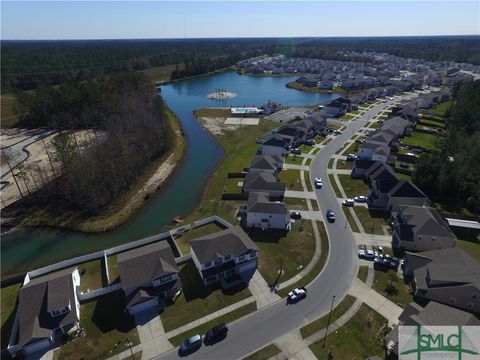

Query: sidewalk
284;190;317;200
274;330;318;360
354;233;392;247
248;270;281;308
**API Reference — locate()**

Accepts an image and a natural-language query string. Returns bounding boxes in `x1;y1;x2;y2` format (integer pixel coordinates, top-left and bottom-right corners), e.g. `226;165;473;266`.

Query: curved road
156;96;415;360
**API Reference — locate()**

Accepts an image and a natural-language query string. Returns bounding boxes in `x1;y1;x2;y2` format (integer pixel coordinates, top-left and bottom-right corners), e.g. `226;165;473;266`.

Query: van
179;334;202;354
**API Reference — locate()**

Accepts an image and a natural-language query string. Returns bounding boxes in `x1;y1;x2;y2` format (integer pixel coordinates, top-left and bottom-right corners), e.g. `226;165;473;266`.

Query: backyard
402;131;439;150
174;221;227;255
79;259;107;292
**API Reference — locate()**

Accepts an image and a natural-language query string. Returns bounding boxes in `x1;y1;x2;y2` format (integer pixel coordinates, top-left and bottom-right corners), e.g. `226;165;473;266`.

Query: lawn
402;131;439;150
138;64;179;83
107;255;120;284
309;304;388;359
79;259;107;292
300;295;356;339
305;171;313;192
168;302;256;346
327;158;334;169
305;158;312;167
328;174;342;198
216;200;246;225
277;221;328;297
175;221;227;255
337;175;369;199
336;160;353;170
357;266;369;283
343;208;360;233
299;144;313;153
243;344;282;360
249;220;315;286
224;177;244;194
1;283;20;349
426;101;452;116
283;197;308;210
285;154;304;165
395;172;412;182
160;260;252;332
339;114;355;121
354;207;389;235
372;270;413;308
343;141;360;155
278;169;303;191
420;119;445;128
456;239;480;261
54;291;139;360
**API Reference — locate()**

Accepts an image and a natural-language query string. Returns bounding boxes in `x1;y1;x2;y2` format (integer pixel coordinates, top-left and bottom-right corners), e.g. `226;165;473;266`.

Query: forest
2;36;480;91
414;80;480;216
10;73;174;214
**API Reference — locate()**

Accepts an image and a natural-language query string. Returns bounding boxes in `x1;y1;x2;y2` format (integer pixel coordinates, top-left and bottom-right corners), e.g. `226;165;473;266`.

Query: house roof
368;130;395;145
247;192;288;215
189;226;258;264
353;159;379;171
403;301;480;326
117;241;178;291
366;163;398;182
18;268;79;347
125;278;181;308
243;172;286;193
250;155;281;172
262;137;288;148
361;142;391;157
275;127;298;137
389;181;428;199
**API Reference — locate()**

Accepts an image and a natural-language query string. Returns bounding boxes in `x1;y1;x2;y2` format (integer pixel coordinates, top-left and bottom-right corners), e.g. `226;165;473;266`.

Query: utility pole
322;295;336;348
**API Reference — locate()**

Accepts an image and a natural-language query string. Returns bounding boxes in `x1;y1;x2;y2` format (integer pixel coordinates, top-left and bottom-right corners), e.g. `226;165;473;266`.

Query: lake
1;70;339;277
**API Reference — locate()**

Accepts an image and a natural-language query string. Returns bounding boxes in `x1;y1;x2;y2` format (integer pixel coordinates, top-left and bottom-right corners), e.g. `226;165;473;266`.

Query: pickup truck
287;287;307;303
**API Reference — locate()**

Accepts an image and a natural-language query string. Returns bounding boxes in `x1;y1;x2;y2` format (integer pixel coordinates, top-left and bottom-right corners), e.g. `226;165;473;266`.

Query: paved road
155;96;414;360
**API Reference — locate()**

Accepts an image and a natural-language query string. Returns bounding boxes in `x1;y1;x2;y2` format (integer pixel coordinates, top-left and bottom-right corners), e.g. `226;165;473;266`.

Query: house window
249;252;257;259
160;275;172;284
204;261;211;269
449;297;456;304
239;255;245;262
224;255;231;261
215;258;222;266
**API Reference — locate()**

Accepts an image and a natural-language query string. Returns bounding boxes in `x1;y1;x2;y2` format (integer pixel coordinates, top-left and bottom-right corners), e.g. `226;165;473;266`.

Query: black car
204;323;228;344
290;211;302;219
326;209;335;222
304;139;315;146
290;148;301;155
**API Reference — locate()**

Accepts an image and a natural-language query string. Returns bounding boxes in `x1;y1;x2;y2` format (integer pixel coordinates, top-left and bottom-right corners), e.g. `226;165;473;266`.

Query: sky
1;1;479;40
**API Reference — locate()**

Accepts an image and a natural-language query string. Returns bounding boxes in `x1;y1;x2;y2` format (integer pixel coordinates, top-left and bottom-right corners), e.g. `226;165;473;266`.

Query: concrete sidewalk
274;331;318;360
284;190;317;200
248;270;281;308
283;163;310;171
354;233;392;247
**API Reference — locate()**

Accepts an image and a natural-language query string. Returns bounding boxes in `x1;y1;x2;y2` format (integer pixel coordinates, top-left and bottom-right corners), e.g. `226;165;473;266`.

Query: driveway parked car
354;196;367;203
287;287;307;303
179;334;202;355
290;211;302;219
346;154;357;161
326;209;335;222
290;148;301;155
358;249;376;260
342;199;355;207
333;130;342;135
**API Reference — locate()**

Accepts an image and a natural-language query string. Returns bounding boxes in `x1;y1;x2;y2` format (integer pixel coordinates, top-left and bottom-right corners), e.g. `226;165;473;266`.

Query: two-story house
15;268;81;356
249;155;284;175
117;241;181;314
357;142;391;163
404;248;480;313
260;137;289;156
189;226;259;288
368;179;429;213
245;192;290;230
351;159;379;179
243;172;286;198
392;205;457;251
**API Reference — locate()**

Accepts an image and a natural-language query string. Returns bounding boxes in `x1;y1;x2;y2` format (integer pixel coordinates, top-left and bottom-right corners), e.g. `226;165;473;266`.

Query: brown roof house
15;268;81;356
190;226;259;289
117;241;181;315
404;247;480;314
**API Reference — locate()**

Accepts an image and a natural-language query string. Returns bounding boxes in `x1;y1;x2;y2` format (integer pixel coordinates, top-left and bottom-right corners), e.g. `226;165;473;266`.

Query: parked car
342;199;355;207
315;177;322;183
346;154;357;161
358;249;376;260
333;130;342;135
287;287;307;303
326;209;335;222
290;211;302;219
373;257;390;271
179;334;202;355
305;139;315;146
291;148;301;155
354;196;367;203
204;323;228;344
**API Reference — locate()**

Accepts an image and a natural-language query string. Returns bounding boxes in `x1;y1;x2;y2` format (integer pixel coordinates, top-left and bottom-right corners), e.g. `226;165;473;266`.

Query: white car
287;287;307;302
342;199;355;207
354;196;367;203
315;180;323;189
315;177;322;183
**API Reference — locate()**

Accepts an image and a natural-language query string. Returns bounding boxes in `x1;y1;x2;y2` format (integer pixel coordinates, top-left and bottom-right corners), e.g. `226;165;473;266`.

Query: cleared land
1;94;19;127
138;64;178;83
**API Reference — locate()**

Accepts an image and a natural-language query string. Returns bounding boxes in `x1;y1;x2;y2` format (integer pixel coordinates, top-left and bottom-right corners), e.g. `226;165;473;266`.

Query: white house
246;192;290;230
14;267;81;356
117;241;181;314
189;226;259;288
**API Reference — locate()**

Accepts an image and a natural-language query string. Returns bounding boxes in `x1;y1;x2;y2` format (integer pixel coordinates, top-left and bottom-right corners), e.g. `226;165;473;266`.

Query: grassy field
300;295;356;339
225;177;244;194
309;304;387;359
138;64;178;83
107;255;120;284
337;175;369;199
79;259;107;292
277;221;328;297
283;197;309;210
1;93;19;127
243;344;282;360
168;302;256;346
1;283;20;349
357;266;369;283
175;222;227;255
402;131;439;150
426;101;452;116
54;291;139;360
160;260;251;332
420;119;445;128
195;108;231;118
278;169;303;191
354;207;388;235
343;208;360;233
456;239;480;261
250;220;315;286
285;154;303;165
372;270;413;308
328;174;342;198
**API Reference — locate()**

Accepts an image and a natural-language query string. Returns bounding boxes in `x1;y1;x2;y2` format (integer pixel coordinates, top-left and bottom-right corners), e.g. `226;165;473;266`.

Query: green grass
305;158;312;167
278;169;303;192
299;144;313;153
328;174;342;198
54;291;139;360
160;260;251;332
357;266;369;283
420;119;445;128
305;171;313;192
426;101;452;116
372;270;413;308
79;259;107;292
283;197;308;210
339;114;355;121
107;255;120;284
300;295;356;339
250;220;315;286
336;160;353;170
1;283;20;349
343;142;360;155
175;222;227;255
354;207;388;235
225;177;244;194
311;200;320;211
139;64;179;83
395;172;412;182
285;154;303;165
343;208;360;233
277;221;329;297
402;131;440;150
337;175;369;199
168;302;256;346
456;239;480;261
243;344;282;360
216;200;246;225
309;304;388;359
327;158;334;169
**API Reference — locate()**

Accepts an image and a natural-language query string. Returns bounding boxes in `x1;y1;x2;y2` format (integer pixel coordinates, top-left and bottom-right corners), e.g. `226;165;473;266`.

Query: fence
78;283;122;302
221;193;248;201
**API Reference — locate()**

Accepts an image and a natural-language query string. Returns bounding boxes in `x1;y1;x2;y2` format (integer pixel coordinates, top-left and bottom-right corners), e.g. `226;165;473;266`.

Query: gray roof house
16;268;81;355
260;137;289;156
381;116;412;137
364;162;398;184
117;241;180;314
367;179;429;213
392;205;457;251
358;142;391;162
368;130;397;148
404;247;480;313
243;172;286;198
351;159;379;179
249;155;284;174
246;192;290;231
190;226;259;288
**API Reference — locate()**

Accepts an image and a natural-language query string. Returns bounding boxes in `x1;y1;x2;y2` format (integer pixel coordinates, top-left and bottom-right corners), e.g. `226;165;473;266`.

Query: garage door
24;338;51;355
129;298;159;315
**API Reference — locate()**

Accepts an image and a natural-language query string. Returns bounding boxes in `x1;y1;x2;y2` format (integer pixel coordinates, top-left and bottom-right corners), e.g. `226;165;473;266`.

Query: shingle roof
243;172;286;193
354;159;379;171
250;155;281;171
247;192;288;215
389;181;428;199
396;206;456;241
262;137;288;148
366;163;398;182
189;226;258;264
405;301;480;326
117;241;178;291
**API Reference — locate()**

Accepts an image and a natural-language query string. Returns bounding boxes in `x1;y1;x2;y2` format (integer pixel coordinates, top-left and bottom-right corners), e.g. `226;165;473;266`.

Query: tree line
9;73;174;214
414;80;480;215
